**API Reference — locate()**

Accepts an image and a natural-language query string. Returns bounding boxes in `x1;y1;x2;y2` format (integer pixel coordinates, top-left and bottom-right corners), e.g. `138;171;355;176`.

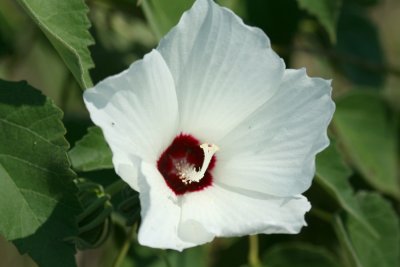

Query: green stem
76;195;110;222
309;207;333;223
248;235;262;267
105;179;127;196
78;204;112;234
112;226;136;267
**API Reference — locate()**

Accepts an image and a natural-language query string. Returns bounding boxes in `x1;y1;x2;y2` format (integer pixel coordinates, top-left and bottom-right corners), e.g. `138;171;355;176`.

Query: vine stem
309;207;333;223
248;235;262;267
105;179;127;196
112;226;136;267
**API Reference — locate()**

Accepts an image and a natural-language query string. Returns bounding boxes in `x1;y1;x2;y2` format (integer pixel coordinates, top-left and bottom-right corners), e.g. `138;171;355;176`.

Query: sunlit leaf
69;126;112;172
334;192;399;267
298;0;342;43
263;243;341;267
0;80;81;267
141;0;195;40
333;91;399;199
16;0;94;89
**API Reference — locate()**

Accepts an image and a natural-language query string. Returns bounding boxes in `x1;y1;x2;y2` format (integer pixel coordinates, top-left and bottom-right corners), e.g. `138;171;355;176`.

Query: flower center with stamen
157;134;218;195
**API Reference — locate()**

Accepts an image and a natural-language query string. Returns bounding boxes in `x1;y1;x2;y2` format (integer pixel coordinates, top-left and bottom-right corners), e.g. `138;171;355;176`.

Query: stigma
176;143;219;184
157;134;218;195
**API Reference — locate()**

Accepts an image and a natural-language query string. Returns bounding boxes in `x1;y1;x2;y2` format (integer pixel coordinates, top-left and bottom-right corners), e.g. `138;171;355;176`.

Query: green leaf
0;80;82;267
333;91;399;198
69;126;112;172
297;0;342;43
263;243;341;267
315;140;376;236
16;0;94;89
335;193;400;267
141;0;195;40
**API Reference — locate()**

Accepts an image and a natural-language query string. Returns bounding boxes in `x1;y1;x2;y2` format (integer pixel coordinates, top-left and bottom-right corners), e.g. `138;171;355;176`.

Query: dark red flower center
157;134;216;195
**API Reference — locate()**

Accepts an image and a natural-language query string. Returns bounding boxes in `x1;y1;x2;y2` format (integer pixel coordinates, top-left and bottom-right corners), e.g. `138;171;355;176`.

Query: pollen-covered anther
176;143;219;185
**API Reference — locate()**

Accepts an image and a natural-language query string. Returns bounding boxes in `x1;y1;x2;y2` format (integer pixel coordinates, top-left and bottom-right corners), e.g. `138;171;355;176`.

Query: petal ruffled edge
215;68;335;197
179;184;311;239
157;0;285;142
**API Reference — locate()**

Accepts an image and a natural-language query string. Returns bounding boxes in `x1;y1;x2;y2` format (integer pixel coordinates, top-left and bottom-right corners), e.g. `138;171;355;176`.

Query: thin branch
248;235;262;267
112;225;136;267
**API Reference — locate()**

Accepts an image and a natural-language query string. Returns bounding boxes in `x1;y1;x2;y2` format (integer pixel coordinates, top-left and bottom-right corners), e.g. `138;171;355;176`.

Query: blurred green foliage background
0;0;399;267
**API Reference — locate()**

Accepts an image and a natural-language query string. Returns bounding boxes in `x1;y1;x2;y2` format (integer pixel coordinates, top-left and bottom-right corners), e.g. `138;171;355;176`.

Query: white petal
83;50;179;190
179;185;311;238
137;162;195;251
215;69;335;197
157;0;285;142
178;219;214;245
112;153;140;191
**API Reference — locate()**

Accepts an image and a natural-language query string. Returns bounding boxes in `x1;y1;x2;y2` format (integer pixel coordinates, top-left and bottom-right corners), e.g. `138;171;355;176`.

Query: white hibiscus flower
83;0;335;251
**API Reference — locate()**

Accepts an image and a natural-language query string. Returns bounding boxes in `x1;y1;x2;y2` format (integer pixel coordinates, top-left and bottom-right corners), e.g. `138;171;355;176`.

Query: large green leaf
297;0;342;43
335;193;400;267
16;0;94;89
333;91;399;198
315;140;376;235
69;126;113;172
141;0;195;40
263;243;341;267
0;80;82;267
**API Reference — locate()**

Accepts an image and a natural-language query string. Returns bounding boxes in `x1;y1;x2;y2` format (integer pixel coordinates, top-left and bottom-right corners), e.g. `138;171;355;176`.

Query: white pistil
177;143;219;184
